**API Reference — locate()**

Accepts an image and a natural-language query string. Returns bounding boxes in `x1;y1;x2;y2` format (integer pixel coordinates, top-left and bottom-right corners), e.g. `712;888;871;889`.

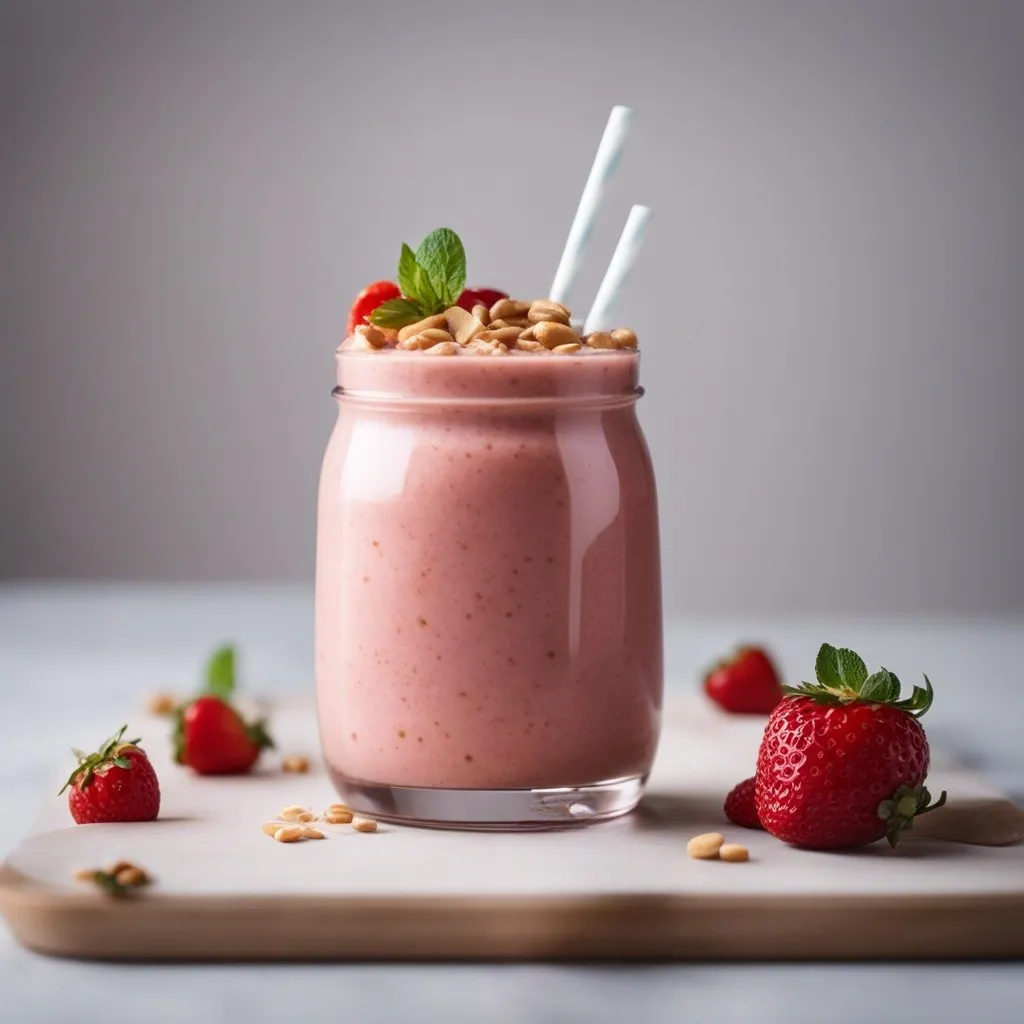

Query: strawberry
173;645;274;775
346;280;401;336
704;645;784;714
755;643;946;850
724;777;762;829
60;725;160;824
457;287;508;311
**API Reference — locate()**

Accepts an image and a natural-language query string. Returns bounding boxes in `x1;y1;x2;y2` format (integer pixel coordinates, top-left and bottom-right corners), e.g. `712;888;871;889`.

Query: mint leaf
369;297;425;329
205;645;236;700
415;228;466;307
398;243;439;311
835;647;868;690
815;643;842;689
861;669;899;703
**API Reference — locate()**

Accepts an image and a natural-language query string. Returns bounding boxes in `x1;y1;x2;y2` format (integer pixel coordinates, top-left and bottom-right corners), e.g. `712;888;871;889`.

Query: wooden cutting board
2;696;1022;961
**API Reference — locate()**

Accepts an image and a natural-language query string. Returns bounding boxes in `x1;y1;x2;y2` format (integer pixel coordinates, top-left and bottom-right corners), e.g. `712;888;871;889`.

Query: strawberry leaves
59;724;140;794
783;643;936;717
877;784;948;848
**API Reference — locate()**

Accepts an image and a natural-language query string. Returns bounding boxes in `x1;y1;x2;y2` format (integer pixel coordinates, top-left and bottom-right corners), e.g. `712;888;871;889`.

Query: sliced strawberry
347;280;401;336
457;287;508;312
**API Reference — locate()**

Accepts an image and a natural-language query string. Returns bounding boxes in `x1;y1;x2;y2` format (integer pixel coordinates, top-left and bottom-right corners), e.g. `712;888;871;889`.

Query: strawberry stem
877;785;947;848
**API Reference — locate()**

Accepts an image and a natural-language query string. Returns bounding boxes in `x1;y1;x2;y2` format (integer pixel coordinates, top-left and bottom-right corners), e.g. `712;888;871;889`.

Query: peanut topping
532;321;580;350
528;299;571;325
610;328;638;349
444;305;487;346
489;298;530;321
552;342;582;354
399;328;454;350
397;314;448;342
424;340;461;355
471;303;491;325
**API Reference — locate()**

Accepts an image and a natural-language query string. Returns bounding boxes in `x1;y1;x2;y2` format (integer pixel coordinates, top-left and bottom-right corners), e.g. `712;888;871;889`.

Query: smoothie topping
341;227;639;355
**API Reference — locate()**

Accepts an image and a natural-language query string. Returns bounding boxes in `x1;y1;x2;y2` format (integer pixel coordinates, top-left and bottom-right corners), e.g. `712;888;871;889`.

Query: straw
548;105;633;306
583;204;652;335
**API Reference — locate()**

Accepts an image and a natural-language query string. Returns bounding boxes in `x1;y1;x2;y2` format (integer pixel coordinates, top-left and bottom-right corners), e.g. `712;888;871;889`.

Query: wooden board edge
3;863;1023;962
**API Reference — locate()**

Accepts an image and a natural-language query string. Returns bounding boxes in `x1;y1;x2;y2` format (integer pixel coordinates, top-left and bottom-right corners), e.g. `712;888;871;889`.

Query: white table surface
1;582;1022;1024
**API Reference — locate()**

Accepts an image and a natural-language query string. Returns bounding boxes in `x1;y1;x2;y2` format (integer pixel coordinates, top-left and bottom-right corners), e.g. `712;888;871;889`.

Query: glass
315;349;662;829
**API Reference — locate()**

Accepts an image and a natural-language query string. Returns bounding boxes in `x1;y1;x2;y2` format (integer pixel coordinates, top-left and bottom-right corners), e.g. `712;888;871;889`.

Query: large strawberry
755;643;945;850
60;726;161;824
173;645;273;775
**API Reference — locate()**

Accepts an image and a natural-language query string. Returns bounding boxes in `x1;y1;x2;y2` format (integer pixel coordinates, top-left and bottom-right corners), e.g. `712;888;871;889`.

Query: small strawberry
457;287;508;311
60;726;161;824
173;645;274;776
704;645;784;714
346;280;401;336
756;643;946;850
724;777;762;829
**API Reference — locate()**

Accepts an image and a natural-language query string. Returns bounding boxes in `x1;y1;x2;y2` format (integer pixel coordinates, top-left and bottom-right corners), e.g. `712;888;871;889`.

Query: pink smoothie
315;349;662;790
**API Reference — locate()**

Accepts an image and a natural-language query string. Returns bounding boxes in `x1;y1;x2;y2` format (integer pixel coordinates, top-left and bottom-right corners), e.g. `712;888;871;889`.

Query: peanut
477;326;522;346
465;339;508;356
515;338;545;352
146;692;177;716
279;805;308;822
326;803;352;814
301;828;326;840
115;866;149;887
585;331;618;350
518;325;536;341
424;341;461;355
686;832;725;860
397;314;448;342
533;321;580;350
471;303;491;326
528;299;571;325
610;328;638;349
73;868;97;883
489;298;530;321
719;843;750;863
353;324;387;349
106;860;136;876
351;816;378;833
274;825;304;843
261;821;284;836
281;755;310;774
399;328;454;351
444;305;487;346
323;808;354;824
552;342;582;354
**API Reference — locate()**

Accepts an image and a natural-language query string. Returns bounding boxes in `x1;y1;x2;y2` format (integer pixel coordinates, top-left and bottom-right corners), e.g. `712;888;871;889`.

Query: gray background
2;0;1022;614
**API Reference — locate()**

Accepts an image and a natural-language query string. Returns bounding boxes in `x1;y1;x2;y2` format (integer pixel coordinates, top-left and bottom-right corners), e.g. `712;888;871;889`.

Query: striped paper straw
583;204;652;335
548;105;633;306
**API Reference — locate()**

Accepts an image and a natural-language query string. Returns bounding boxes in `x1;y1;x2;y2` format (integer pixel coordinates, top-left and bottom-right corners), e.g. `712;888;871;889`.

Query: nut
297;811;317;823
106;860;136;876
424;341;461;355
146;692;177;716
353;324;387;349
585;331;618;350
115;866;149;887
397;314;448;342
471;303;491;325
533;321;580;350
301;827;326;840
686;832;726;859
444;305;487;346
518;325;536;341
515;338;545;352
326;802;352;814
610;328;638;349
552;342;582;354
489;298;530;321
323;808;354;824
399;328;454;351
351;816;378;833
719;843;750;863
279;805;309;822
528;299;571;325
465;339;508;356
477;326;522;346
282;755;310;774
273;825;304;843
261;821;284;836
73;868;97;883
503;317;532;328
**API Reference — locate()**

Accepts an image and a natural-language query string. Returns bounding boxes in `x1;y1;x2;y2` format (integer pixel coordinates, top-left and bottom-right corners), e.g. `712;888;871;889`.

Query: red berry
61;726;160;824
704;646;784;714
175;695;273;775
457;287;508;311
724;777;762;829
347;280;401;336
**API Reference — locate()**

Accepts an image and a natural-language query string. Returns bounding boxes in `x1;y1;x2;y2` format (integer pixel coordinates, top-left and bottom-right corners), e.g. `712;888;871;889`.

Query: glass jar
315;348;662;829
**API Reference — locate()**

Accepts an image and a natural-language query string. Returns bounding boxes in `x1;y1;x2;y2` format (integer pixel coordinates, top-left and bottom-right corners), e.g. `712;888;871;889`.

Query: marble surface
1;583;1022;1022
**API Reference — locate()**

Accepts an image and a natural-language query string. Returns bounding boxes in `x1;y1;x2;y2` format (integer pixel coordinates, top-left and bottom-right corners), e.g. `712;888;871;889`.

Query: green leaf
369;298;426;329
861;669;899;703
815;644;842;688
205;645;236;700
835;648;868;690
397;243;439;312
111;757;132;770
415;227;466;307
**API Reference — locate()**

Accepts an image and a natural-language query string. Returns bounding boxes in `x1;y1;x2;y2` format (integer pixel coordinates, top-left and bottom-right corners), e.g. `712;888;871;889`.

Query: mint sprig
370;227;467;329
205;644;236;700
782;642;936;717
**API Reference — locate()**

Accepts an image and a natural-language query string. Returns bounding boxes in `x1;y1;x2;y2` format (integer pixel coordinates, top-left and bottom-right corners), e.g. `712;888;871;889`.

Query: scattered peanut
146;692;178;716
273;825;304;843
533;321;580;350
351;816;378;833
297;811;318;823
261;821;284;836
73;867;97;882
281;755;310;774
301;827;326;840
115;865;149;887
444;305;487;346
719;843;750;862
610;327;638;349
489;298;530;321
424;341;461;356
106;860;136;876
279;805;309;822
323;808;354;824
397;314;448;342
552;342;582;354
528;299;571;325
471;303;491;325
686;832;726;860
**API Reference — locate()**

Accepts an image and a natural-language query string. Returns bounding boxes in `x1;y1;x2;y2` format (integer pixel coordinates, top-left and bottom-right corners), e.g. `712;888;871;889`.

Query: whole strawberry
704;645;784;714
60;726;161;824
724;777;762;829
174;645;273;775
756;643;945;850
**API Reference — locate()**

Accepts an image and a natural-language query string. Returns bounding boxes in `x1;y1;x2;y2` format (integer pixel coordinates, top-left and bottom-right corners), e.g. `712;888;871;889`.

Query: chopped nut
515;338;545;352
477;326;522;346
301;827;326;840
281;755;310;774
327;802;352;814
351;816;378;833
471;303;491;325
464;339;508;356
686;832;726;859
397;314;448;342
261;821;284;836
528;299;571;325
106;860;136;876
444;305;487;346
399;327;454;351
610;327;638;349
279;805;308;821
533;321;580;350
146;692;178;716
274;825;304;843
518;325;536;341
489;298;530;321
115;866;149;887
297;811;318;822
719;843;750;862
353;324;387;349
585;331;618;350
423;341;461;355
323;808;354;824
73;867;98;883
552;342;582;354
